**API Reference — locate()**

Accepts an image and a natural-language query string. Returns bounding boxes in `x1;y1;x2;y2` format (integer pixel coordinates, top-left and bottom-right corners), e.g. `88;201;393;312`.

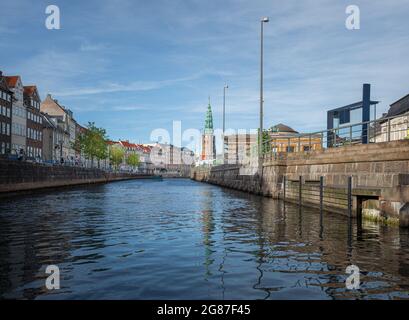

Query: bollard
348;176;352;218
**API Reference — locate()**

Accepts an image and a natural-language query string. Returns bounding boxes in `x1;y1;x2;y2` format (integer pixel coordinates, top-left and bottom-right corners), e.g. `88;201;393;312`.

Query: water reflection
0;179;409;300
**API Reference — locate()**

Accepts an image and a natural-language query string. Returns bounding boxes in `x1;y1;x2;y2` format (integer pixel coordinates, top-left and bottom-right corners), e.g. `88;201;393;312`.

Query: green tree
126;153;140;170
110;145;125;171
74;122;108;168
257;129;271;155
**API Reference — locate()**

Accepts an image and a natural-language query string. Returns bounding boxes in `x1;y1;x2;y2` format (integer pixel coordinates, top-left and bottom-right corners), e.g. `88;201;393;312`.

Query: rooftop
270;123;299;134
384;93;409;118
4;75;20;88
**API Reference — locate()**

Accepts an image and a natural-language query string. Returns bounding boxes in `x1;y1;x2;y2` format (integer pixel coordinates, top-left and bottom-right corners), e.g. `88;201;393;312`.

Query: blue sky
1;0;409;150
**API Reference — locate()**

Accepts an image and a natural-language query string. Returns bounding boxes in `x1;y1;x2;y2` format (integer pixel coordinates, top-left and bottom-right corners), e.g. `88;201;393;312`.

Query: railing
262;113;409;156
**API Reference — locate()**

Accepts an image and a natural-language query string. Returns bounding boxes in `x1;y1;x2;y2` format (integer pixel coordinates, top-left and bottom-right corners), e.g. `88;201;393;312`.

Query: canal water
1;179;409;300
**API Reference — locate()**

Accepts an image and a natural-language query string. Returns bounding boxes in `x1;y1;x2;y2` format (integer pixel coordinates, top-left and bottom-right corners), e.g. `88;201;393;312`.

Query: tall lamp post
259;17;269;174
223;84;228;164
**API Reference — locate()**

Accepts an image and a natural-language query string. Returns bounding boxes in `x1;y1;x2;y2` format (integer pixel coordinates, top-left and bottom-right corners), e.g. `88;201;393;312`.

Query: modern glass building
327;84;379;147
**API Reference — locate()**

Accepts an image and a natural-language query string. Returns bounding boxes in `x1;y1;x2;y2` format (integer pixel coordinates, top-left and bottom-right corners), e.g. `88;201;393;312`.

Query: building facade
224;133;257;165
5;76;26;155
224;124;323;165
41;113;68;162
267;124;322;153
0;72;12;157
24;86;43;160
372;93;409;143
41;113;56;162
40;94;76;162
149;142;194;175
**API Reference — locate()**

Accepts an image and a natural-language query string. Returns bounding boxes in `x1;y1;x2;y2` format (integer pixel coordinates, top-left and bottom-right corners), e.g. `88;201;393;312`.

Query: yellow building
224;124;323;165
267;124;323;153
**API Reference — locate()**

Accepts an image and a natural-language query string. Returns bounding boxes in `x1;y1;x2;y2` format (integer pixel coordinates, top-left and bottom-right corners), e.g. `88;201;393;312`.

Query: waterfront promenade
0;159;154;194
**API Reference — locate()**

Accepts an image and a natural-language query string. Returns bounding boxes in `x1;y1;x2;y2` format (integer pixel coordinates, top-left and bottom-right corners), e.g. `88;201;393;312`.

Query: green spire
204;97;214;134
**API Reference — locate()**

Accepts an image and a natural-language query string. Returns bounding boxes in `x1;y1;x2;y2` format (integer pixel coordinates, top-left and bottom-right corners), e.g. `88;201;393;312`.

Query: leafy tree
126;153;140;169
74;122;108;168
257;129;271;155
110;145;125;170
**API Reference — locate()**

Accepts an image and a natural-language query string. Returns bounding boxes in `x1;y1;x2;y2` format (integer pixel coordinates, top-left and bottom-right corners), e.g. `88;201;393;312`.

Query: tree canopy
74;122;108;164
126;153;140;168
110;145;125;170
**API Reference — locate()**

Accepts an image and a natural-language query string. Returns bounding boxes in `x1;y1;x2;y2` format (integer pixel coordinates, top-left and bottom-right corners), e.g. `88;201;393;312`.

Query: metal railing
262;113;409;156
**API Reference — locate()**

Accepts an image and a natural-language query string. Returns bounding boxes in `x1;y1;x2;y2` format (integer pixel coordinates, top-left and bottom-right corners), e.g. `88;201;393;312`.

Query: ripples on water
1;179;409;300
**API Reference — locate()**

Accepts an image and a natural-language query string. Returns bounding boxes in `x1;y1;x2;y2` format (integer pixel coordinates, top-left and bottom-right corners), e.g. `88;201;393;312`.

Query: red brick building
0;71;12;156
24;86;42;159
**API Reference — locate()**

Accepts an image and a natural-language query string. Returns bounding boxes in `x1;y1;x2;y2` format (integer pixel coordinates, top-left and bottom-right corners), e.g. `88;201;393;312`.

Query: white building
372;93;409;143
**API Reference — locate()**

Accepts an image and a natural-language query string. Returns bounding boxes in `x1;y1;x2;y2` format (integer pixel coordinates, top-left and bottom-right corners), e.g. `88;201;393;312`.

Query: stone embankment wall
0;160;152;193
192;140;409;227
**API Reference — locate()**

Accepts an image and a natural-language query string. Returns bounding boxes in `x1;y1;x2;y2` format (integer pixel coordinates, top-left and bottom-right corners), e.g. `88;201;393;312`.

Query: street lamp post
259;17;269;174
223;84;228;164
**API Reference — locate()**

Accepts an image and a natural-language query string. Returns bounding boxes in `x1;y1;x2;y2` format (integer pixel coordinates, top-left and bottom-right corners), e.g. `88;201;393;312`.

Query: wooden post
320;176;324;216
299;175;302;206
348;176;352;218
283;176;286;201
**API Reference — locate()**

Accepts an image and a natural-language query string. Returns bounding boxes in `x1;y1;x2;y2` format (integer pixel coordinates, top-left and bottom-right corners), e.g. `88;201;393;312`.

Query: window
286;146;295;153
303;146;311;152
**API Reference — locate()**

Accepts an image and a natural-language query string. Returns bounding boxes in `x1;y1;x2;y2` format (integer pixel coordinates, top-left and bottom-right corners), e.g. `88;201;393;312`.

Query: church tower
201;99;216;162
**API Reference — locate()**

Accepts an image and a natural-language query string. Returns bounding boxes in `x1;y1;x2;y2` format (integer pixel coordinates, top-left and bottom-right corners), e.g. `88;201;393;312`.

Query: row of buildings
199;85;409;166
108;140;195;175
0;70;85;163
0;70;196;174
199;100;322;166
